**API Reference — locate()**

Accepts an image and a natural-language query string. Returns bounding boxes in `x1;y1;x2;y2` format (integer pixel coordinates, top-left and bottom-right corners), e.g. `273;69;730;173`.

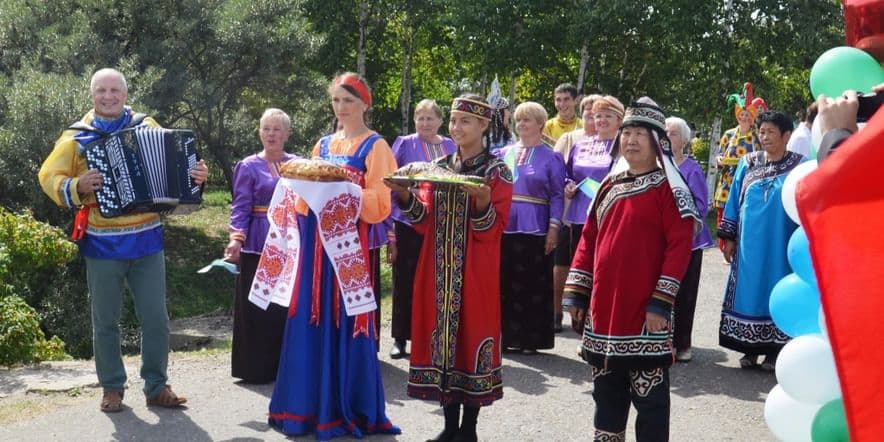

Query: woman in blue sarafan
266;72;400;440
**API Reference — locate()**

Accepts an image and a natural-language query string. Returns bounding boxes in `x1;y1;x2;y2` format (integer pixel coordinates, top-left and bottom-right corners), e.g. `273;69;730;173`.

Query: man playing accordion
38;68;208;413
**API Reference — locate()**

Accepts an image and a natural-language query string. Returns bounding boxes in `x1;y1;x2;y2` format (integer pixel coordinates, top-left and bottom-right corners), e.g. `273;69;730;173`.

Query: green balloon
810;46;884;98
811;398;849;442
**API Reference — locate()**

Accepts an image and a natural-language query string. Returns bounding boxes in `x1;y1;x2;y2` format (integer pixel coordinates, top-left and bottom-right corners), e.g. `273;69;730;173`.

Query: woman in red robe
564;100;697;441
386;94;512;442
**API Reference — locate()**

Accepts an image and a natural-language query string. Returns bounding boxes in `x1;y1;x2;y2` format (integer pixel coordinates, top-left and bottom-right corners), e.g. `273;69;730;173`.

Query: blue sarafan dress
267;133;400;440
717;150;806;355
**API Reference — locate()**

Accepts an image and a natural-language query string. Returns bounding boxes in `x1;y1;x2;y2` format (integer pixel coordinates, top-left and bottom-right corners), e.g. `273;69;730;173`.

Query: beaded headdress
451;97;493;121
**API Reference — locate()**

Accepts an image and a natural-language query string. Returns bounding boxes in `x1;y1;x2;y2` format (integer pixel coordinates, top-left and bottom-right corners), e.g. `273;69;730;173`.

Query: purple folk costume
498;143;566;351
672;157;714;354
556;136;615;267
228;152;297;383
389;133;457;343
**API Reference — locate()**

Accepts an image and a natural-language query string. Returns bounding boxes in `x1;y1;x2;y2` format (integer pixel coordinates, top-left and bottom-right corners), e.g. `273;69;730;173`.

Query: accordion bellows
279;159;350;182
84;127;203;218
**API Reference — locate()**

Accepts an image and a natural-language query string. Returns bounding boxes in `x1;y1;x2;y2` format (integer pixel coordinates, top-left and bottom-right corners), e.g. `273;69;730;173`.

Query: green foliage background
0;208;75;365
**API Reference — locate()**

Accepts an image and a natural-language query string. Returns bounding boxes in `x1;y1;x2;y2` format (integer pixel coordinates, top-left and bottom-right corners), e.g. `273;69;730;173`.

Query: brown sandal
100;390;124;413
146;385;187;408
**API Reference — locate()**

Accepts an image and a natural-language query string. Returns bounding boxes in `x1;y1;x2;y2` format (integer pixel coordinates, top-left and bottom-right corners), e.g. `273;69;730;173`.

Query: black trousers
592;366;670;442
391;221;423;340
673;249;704;351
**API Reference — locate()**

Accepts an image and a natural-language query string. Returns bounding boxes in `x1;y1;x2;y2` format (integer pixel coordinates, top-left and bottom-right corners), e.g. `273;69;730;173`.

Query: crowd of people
40;68;828;442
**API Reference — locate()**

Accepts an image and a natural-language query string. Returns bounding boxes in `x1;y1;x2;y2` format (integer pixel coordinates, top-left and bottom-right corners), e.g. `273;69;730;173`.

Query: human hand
386;241;397;264
816;91;859;137
77;169;104;194
722;239;736;264
564;182;577;199
544;227;559;255
383;178;412;204
462;183;491;212
224;240;242;263
645;312;669;332
191;159;209;185
569;305;586;334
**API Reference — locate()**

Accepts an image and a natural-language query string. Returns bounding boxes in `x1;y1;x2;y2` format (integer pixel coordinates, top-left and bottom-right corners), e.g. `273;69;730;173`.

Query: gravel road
0;249;776;441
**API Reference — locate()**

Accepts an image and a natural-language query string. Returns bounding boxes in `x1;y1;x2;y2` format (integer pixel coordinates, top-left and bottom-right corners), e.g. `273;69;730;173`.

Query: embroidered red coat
564;169;693;370
401;151;513;407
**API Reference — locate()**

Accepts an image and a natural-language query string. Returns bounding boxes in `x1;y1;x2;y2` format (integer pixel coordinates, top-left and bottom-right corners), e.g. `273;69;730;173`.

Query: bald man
38;68;208;413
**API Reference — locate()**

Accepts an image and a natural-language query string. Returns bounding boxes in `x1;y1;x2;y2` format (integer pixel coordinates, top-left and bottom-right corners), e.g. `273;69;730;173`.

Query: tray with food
386;162;485;187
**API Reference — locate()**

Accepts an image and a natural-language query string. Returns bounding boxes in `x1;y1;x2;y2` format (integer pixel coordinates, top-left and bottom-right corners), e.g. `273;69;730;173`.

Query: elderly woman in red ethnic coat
563;99;698;442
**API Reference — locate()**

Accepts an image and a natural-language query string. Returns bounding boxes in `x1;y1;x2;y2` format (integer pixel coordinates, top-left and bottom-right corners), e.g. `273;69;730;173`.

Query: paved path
0;249;776;441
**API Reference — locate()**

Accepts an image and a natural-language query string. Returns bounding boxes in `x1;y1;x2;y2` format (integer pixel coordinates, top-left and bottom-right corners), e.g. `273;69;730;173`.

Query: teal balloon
812;399;849;442
770;273;821;337
788;227;817;287
810;46;884;98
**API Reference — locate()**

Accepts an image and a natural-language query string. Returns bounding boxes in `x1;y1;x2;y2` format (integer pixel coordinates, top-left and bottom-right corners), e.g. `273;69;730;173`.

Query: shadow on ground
670;347;776;402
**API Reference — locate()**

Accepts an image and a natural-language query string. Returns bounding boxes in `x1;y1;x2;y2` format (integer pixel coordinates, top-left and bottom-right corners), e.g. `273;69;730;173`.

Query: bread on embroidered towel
248;177;376;317
279;158;350;182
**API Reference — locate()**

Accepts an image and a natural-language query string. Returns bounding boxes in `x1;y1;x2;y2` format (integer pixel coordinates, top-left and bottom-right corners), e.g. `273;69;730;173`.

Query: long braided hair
489;97;512;147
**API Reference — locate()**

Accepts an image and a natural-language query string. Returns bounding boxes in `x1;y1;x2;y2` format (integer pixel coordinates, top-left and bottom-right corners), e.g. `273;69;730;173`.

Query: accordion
83;127;203;218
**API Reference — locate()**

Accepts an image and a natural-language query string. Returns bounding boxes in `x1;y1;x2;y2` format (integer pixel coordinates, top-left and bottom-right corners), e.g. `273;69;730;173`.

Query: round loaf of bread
280;159;350;182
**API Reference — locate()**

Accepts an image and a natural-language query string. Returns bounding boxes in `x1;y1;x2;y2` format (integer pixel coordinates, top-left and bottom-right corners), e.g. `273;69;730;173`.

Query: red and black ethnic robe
401;151;513;407
564;169;693;370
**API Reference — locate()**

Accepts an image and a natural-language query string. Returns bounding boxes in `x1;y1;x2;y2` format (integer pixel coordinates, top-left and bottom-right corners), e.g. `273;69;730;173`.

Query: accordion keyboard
84;126;202;218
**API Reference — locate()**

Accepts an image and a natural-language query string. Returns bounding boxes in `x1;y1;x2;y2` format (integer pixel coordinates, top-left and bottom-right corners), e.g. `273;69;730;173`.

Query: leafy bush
0;207;82;362
0;208;78;304
0;295;42;366
0;295;67;367
691;137;711;175
0;68;92;225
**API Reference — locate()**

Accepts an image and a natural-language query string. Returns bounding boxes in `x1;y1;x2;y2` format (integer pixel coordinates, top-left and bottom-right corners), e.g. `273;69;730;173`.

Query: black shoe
452;429;478;442
554;314;564;333
426;429;458;442
390;339;408;359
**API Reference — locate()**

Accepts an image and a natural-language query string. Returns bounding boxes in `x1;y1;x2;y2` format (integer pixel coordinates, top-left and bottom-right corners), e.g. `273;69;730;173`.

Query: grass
0;390;88;425
163;187;235;319
162;187;394;321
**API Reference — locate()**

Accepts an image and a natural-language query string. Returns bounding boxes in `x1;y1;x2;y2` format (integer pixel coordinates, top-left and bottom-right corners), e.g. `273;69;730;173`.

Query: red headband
335;74;372;107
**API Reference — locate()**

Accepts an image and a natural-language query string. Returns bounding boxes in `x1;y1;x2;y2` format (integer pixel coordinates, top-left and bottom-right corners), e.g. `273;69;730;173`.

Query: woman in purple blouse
665;117;713;362
498;102;566;354
388;99;457;359
560;98;624;328
552;94;600;332
224;108;298;383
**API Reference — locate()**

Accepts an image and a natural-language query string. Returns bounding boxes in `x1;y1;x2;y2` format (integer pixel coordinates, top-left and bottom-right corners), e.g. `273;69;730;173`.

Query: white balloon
775;334;842;404
811;117;823;151
764;384;822;442
781;160;818;225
